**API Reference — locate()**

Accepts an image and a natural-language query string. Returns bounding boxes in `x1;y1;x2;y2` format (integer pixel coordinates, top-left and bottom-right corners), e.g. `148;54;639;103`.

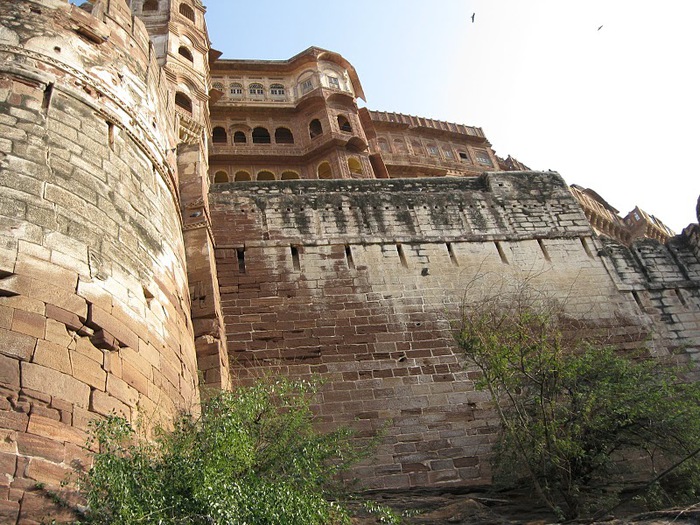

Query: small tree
74;379;369;524
455;284;700;519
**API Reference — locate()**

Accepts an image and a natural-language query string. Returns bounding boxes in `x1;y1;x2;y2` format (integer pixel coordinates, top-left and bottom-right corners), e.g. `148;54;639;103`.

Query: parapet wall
210;172;664;490
0;1;198;522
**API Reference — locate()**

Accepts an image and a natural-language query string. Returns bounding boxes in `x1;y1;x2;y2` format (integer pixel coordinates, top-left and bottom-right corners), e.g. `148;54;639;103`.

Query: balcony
367;110;486;141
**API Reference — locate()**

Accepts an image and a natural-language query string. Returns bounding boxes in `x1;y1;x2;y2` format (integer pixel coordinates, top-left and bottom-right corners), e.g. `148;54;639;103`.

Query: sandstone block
26;415;86;447
31;340;71;375
16;433;65;464
70;351;106;390
0;328;36;361
0;411;28;432
21;363;90;408
0;354;19;387
90;390;128;417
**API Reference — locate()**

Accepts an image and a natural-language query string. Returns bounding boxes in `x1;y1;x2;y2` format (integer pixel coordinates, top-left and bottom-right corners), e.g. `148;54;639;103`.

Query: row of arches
212;126;294;145
212;82;287;98
212;158;363;183
212;116;353;145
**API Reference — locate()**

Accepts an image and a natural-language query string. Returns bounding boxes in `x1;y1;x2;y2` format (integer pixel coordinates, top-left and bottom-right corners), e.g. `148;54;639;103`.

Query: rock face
0;1;198;521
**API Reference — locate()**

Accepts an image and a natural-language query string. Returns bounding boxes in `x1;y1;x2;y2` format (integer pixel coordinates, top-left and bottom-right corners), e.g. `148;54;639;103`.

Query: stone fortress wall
0;0;698;522
0;0;200;521
210;173;700;490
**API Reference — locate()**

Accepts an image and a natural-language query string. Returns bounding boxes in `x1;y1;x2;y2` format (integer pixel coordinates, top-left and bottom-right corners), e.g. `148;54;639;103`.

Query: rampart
0;1;199;521
209;172;698;490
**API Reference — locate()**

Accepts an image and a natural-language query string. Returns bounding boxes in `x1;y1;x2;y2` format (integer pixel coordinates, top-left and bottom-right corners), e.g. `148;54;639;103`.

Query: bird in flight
597;25;603;31
471;12;475;23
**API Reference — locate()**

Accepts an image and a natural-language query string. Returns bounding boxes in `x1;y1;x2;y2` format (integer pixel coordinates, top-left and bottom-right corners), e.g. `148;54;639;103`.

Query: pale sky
204;0;699;233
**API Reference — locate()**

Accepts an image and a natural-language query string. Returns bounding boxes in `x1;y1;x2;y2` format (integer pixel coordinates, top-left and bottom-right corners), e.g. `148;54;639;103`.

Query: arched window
393;138;407;154
212;82;224;91
178;46;193;62
337;115;352;133
179;3;195;22
270;84;285;97
275;127;294;144
281;171;300;180
233;131;247;144
309;119;322;139
234;171;251;181
143;0;158;11
427;143;439;156
317;162;332;179
257;171;275;181
249;83;264;96
252;127;271;144
175;92;192;114
214;171;228;183
377;138;390;152
230;83;243;96
348;158;362;175
212;126;227;144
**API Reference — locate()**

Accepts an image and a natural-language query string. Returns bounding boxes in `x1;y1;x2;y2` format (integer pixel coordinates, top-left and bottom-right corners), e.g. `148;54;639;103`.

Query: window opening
291;246;301;271
178;46;193;62
237;248;246;274
212;126;227;144
107;121;114;151
458;151;470;162
249;83;264;96
317;162;332;179
143;0;158;10
179;3;195;21
345;245;355;269
495;241;509;264
257;171;275;181
475;149;494;167
175;92;192;114
281;171;299;180
214;171;228;183
234;171;251;181
327;76;340;89
270;84;285;96
396;244;408;268
230;83;243;96
301;78;313;93
377;138;389;152
337;115;352;132
233;131;246;144
252;127;271;144
275;127;294;144
446;242;458;266
309;119;322;138
348;158;362;175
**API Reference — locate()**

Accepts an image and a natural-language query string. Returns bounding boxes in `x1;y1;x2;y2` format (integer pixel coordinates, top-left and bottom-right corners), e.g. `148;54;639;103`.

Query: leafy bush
74;379;367;524
455;287;700;519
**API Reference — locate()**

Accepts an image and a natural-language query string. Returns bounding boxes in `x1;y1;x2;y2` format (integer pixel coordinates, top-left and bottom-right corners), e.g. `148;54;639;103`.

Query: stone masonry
1;1;699;523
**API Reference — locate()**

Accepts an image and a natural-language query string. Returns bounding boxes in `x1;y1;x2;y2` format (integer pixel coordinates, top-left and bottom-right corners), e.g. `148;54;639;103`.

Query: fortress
0;1;699;522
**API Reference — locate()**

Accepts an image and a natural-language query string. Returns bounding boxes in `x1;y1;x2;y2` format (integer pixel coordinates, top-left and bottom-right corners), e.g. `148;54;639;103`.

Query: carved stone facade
0;1;698;522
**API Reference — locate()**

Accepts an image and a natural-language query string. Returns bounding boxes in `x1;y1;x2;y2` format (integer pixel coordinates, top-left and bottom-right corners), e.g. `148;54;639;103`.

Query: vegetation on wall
70;379;381;525
455;279;700;520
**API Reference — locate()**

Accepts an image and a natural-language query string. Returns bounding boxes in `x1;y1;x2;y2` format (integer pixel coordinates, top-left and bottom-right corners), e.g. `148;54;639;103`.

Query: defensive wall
210;172;700;490
0;1;199;522
1;0;699;522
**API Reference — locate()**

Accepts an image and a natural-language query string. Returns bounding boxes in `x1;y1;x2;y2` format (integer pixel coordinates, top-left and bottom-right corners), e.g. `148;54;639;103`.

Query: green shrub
75;379;367;524
456;290;700;519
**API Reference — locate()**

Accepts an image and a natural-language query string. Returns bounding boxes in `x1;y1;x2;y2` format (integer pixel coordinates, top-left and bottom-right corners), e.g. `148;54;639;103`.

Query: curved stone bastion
0;1;198;521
